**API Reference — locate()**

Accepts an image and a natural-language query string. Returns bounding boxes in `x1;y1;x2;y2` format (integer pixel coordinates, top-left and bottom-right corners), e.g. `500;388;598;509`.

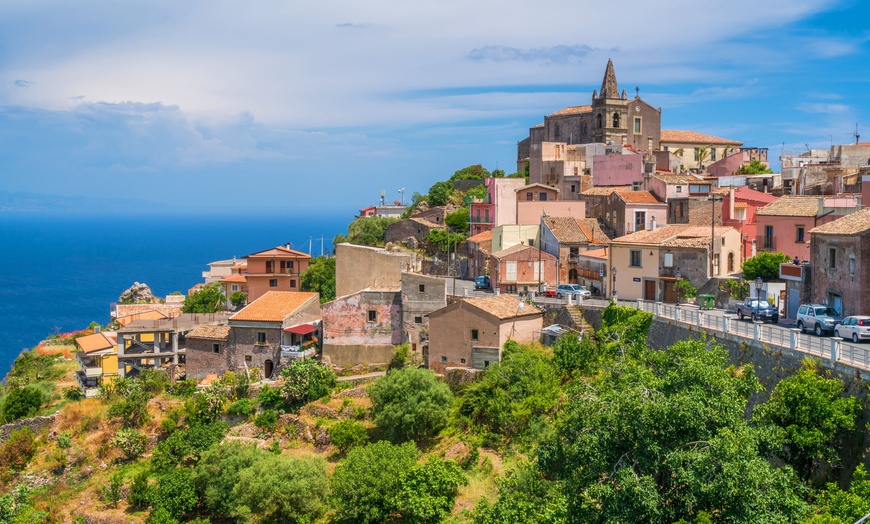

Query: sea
0;212;350;378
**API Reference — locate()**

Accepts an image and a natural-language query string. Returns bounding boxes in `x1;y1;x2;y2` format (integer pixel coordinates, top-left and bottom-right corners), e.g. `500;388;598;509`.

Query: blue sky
0;0;868;213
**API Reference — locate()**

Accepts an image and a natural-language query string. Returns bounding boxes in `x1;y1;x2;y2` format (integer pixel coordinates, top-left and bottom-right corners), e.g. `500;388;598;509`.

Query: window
573;167;579;175
829;247;836;269
850;255;856;276
367;310;377;323
266;261;274;273
269;279;278;287
528;239;535;247
418;284;425;293
694;148;699;161
710;148;717;161
597;113;603;128
689;184;710;195
212;343;220;354
554;123;561;138
539;192;548;201
634;211;646;232
676;185;682;193
484;209;490;223
414;316;422;324
257;332;266;344
795;226;805;243
290;279;297;288
764;226;774;249
647;137;653;150
245;355;252;362
471;329;479;341
441;356;447;363
664;253;674;267
634;117;641;133
630;250;642;267
231;284;239;292
526;192;533;201
460;358;466;364
612;112;620;127
484;360;491;368
570;184;576;193
505;261;517;281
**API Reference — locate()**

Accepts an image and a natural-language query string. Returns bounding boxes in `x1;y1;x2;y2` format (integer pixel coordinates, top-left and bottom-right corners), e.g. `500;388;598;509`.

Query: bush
397;457;466;524
153;469;197;520
111;428;147;460
169;379;197;397
148;507;178;524
257;384;284;411
64;387;84;401
254;410;278;432
281;359;336;411
0;387;45;423
0;428;37;472
228;398;254;417
107;388;151;427
102;471;124;508
129;470;153;509
57;432;72;449
329;419;369;454
230;292;247;307
368;367;452;442
389;344;412;370
151;422;228;470
160;416;178;433
182;283;225;314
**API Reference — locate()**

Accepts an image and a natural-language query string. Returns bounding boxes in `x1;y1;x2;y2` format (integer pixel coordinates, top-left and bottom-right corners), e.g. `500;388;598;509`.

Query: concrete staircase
564;305;594;335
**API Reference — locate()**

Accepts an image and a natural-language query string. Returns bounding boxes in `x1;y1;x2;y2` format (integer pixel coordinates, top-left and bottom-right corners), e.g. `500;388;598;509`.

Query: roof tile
464;294;542;320
810;209;870;235
660;130;743;146
231;291;318;322
755;196;820;217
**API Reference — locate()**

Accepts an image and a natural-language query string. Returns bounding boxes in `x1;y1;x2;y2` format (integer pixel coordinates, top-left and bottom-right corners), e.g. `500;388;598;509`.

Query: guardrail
569;297;870;373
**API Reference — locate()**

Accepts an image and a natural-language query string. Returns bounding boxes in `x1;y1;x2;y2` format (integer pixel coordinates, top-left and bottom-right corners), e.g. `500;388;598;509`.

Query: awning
284;323;318;335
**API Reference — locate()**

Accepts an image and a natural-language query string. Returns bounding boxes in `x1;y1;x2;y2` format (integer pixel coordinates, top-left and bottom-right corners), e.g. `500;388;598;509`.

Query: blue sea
0;212;349;377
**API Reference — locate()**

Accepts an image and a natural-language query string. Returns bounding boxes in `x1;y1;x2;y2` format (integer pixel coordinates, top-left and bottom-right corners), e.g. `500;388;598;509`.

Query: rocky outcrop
0;413;58;443
118;282;160;304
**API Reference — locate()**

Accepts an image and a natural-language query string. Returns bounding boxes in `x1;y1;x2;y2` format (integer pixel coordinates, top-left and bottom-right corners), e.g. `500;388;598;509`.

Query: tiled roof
76;332;115;354
810;209;870;235
651;173;704;184
581;185;632;197
756;196;819;217
733;202;748;209
516;183;560;193
710;186;731;195
187;325;231;340
221;273;247;283
408;217;445;229
464;294;542;320
491;244;538;259
467;230;492;243
611;224;736;247
231;291;318;322
543;217;611;244
617;191;665;205
660;130;743;146
115;310;167;327
246;246;311;259
578;247;609;259
548;105;592;117
732;186;779;204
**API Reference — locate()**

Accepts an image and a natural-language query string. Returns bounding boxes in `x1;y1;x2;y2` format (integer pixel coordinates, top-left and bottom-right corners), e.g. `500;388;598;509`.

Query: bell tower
590;59;629;145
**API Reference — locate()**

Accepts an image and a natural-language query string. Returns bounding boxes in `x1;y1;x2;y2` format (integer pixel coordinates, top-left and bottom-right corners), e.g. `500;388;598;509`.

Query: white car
556;284;591;299
834;316;870;343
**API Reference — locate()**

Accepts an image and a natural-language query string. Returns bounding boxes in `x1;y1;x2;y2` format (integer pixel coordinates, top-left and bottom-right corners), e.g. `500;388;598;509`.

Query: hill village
69;60;870;391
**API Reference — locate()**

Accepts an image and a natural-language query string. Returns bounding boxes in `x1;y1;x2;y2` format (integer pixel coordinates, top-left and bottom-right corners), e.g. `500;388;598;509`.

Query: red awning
284;323;317;335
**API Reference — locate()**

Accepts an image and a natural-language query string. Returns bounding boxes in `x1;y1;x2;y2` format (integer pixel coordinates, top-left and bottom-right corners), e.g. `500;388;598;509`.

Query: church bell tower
591;59;629;145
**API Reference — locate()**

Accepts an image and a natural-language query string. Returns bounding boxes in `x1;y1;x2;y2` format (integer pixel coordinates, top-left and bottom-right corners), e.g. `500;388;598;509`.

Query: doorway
264;359;274;380
663;280;677;303
644;280;657;301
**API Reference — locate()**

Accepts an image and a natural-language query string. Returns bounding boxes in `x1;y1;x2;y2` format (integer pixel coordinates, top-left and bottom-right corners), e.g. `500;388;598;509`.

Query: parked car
541;289;558;298
796;304;843;336
734;298;779;323
474;276;491;290
555;284;591;299
834;316;870;343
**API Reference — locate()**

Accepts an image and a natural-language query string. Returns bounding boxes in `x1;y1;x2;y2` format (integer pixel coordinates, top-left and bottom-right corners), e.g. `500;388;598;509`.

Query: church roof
548;105;592;117
599;58;619;99
660;130;742;146
810;209;870;236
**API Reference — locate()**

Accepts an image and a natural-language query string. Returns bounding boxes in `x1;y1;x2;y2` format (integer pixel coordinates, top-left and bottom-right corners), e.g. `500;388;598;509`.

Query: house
243;245;311;302
115;313;231;379
469;178;528;234
466;230;493;278
201;257;241;284
574;247;610;296
489;244;558;294
384;217;445;248
591;190;667;238
184;325;232;381
721;186;779;260
357;205;407;219
756;195;860;261
645;173;713;225
527;142;602;198
321;289;402;368
400;273;447;355
591;151;644;187
608;225;742;302
427;294;543;374
809;209;870;317
75;331;118;398
579;185;632;218
706;149;771;178
540;216;611;285
334;243;418;298
659;130;743;171
220;273;248;307
514;184;587;225
491;224;540;252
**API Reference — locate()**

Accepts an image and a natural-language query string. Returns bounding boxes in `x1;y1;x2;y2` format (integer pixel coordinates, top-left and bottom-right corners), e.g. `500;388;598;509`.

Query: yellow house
75;332;119;398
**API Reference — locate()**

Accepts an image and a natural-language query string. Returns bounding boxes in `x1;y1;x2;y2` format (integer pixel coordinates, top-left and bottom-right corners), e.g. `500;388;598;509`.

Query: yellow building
75;332;119;398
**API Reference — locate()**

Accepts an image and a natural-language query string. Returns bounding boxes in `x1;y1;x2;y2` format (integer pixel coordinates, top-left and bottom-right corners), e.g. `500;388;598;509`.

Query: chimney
650;215;657;231
729;186;735;220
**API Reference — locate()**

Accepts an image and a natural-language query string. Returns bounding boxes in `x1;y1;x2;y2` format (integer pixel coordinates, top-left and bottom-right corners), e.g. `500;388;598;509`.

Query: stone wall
0;413;58;443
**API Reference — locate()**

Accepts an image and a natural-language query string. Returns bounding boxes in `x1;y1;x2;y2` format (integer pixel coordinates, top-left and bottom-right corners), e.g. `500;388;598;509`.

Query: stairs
564;305;594;336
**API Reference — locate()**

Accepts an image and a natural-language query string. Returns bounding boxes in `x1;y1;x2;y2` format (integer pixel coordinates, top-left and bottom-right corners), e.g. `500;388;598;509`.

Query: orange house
244;245;312;302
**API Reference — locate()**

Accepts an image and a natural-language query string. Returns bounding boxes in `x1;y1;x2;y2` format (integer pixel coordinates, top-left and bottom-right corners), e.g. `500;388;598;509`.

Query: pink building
755;195;860;261
721;186;778;260
592;153;643;187
243;246;311;302
469;177;527;235
489;245;558;294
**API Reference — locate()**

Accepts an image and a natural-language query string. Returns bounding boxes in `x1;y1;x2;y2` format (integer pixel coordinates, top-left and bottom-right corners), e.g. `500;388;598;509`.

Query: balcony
470;217;493;225
77;353;102;378
280;345;317;360
756;236;776;251
75;371;101;398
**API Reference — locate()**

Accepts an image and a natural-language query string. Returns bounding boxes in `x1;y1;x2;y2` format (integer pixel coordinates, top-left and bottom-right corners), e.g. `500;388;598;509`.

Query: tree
811;467;870;523
754;363;859;481
194;441;264;518
333;216;397;247
445;208;470;235
331;440;419;524
471;461;566;524
737;159;774;174
182;283;225;314
449;164;490;182
741;252;791;280
368;367;453;442
397;457;467;524
230;291;247;307
232;453;329;524
280;358;336;411
300;256;336;302
674;277;697;299
427;181;454;207
329;419;369;454
0;386;44;423
552;333;601;376
153;469;198;521
696;145;711;170
425;229;466;254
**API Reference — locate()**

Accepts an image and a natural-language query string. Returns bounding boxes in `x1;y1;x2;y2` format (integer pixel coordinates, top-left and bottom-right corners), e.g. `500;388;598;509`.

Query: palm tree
696;146;711;171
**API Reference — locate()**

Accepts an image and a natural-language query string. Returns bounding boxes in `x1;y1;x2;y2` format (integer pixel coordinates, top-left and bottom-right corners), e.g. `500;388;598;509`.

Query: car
555;284;592;299
796;303;843;336
474;276;491;290
541;289;558;298
834;316;870;343
734;298;779;323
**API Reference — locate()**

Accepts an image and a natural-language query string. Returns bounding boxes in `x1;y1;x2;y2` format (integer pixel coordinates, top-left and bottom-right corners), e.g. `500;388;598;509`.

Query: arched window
727;252;735;273
568;269;578;282
613;112;620;128
596;113;603;128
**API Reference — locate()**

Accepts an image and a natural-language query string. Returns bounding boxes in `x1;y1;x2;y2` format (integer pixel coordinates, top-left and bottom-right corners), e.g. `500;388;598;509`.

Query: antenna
855;123;861;144
380;190;385;206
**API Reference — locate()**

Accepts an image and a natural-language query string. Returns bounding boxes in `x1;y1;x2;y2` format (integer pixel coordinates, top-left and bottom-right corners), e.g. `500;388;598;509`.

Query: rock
314;426;330;448
118;282;158;304
339;386;368;399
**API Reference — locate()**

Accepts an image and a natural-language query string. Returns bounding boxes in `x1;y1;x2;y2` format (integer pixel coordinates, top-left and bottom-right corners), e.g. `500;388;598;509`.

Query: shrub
389;344;412;370
151;422;228;470
0;428;37;472
230;292;247;307
254;410;278;432
153;469;197;520
129;470;153;509
139;368;169;396
368;367;452;442
397;457;466;524
257;384;284;411
112;428;147;460
170;379;197;397
228;398;254;417
57;432;72;449
148;507;178;524
64;387;84;401
102;471;124;508
0;387;44;423
329;419;369;454
281;359;337;411
107;389;151;427
160;417;178;433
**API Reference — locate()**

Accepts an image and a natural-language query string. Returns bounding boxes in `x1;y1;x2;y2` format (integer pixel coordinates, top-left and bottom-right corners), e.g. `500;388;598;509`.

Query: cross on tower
635;86;639;98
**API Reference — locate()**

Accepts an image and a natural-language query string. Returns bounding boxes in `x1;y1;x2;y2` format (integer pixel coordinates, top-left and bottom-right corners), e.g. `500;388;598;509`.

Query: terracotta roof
543;217;611;244
660;130;743;146
464;294;542;320
408;217;444;229
581;185;632;196
578;247;609;260
467;230;492;243
810;209;870;235
611;224;736;247
516;183;560;193
616;191;665;205
548;105;592;117
221;273;247;283
731;186;779;204
115;310;167;327
756;196;820;217
232;262;247;269
651;173;704;184
246;246;311;259
76;332;115;354
710;187;731;195
491;244;541;259
231;291;318;322
733;202;748;209
186;325;231;340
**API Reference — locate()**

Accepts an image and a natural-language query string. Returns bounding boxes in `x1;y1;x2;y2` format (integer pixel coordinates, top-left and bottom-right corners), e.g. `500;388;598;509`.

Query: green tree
151;422;228;470
397;457;467;524
754;363;859;481
445;208;470;235
425;229;466;254
182;283;225;314
300;256;336;302
811;467;870;523
232;453;329;524
281;358;336;412
449;164;490;182
741;251;791;280
427;181;454;207
696;145;711;169
737;159;775;174
329;419;369;454
230;291;247;307
102;471;124;508
129;470;153;509
194;441;264;518
0;387;44;423
0;427;36;472
331;440;419;524
674;277;697;299
333;216;398;246
471;461;566;524
552;333;601;376
368;367;453;442
153;469;198;521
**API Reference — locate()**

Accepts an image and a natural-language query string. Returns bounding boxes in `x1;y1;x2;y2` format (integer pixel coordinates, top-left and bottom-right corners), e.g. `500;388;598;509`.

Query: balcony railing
75;371;101;398
756;236;776;251
470;217;493;224
280;345;317;360
77;353;102;378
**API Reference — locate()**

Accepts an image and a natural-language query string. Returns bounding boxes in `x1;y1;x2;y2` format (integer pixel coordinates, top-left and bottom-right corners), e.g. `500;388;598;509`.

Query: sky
0;0;868;213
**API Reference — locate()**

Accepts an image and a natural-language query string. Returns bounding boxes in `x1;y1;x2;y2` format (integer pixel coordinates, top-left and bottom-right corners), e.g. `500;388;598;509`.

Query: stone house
427;295;543;374
540;216;611;285
809;209;870;317
335;243;417;298
489;244;558;294
756;195;860;262
184;325;232;381
400;273;447;354
591;190;668;238
579;185;632;218
384;217;445;249
321;290;402;368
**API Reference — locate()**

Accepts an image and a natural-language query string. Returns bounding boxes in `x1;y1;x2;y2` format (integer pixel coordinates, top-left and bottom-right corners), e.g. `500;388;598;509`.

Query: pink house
722;186;778;260
469;177;527;234
592;153;643;187
489;245;558;294
755;195;860;261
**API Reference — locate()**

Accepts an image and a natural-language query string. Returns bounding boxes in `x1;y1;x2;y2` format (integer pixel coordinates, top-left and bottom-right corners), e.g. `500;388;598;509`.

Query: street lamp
675;271;682;305
611;267;618;302
755;277;763;320
398;188;405;206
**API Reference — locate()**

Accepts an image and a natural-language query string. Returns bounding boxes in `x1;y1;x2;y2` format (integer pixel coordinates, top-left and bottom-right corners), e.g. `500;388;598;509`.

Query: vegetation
182;283;225;313
425;228;466;254
329;419;369;454
333;215;397;247
300;256;336;302
229;291;247;307
737;159;775;174
280;358;336;412
742;251;791;280
368;367;453;442
0;386;44;423
674;277;697;299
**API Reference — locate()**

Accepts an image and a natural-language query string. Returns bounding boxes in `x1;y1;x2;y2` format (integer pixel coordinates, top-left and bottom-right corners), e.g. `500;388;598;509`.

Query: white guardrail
573;298;870;373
